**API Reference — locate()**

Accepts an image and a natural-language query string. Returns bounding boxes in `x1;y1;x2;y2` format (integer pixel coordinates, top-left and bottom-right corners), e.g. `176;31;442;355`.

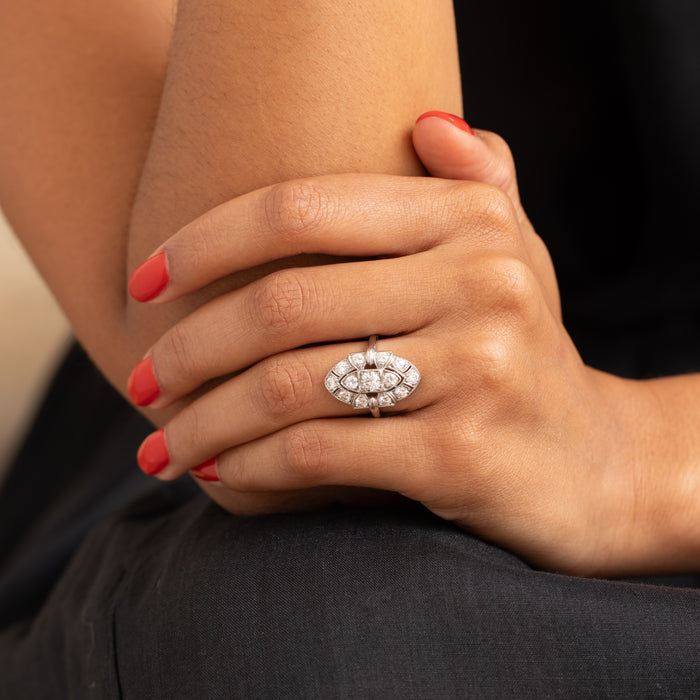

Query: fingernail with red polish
137;429;170;476
129;251;169;302
416;111;474;135
127;356;161;406
192;458;219;482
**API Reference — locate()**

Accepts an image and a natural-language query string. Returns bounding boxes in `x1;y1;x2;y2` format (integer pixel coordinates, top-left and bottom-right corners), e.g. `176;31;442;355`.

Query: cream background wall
0;209;70;480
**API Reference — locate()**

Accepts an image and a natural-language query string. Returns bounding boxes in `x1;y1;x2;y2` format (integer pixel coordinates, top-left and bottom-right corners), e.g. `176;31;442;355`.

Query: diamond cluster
325;349;420;410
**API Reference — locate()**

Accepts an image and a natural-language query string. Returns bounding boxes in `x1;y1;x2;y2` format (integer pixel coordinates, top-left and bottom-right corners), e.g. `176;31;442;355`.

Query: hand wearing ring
126;115;646;576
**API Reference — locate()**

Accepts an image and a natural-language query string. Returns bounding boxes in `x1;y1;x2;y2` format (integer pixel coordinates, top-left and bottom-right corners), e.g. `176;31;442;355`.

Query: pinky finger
216;416;433;496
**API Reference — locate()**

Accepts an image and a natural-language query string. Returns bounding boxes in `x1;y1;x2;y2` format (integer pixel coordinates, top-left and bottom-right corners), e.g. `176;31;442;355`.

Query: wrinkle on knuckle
159;321;199;381
281;426;327;482
263;179;333;242
257;357;313;417
170;403;205;460
171;216;213;272
250;269;311;335
469;185;519;246
222;454;258;493
441;182;480;229
478;185;515;228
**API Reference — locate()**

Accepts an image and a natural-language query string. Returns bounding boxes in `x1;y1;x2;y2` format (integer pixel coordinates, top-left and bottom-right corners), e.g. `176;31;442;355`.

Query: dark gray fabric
0;343;153;629
2;490;700;699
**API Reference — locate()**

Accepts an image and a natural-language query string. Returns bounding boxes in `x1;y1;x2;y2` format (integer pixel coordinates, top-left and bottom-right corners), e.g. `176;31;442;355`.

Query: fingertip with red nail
137;429;170;476
127;355;161;407
129;251;170;302
416;110;474;135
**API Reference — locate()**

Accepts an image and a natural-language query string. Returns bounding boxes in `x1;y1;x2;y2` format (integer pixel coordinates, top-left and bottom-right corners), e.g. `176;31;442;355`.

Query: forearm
124;0;462;405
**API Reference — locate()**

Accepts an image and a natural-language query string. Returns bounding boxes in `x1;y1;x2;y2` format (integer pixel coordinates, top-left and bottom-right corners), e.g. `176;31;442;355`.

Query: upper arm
0;0;173;366
0;0;462;396
125;0;462;382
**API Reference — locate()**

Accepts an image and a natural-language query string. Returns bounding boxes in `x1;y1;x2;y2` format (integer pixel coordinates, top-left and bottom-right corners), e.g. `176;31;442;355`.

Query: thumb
414;112;561;320
413;111;520;205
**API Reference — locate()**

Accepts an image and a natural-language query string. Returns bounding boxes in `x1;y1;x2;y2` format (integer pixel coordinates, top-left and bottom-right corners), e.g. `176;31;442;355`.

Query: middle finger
130;253;448;407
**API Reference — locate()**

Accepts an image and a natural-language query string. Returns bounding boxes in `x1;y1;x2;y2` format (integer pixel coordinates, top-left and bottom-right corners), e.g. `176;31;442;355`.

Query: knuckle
257;357;314;417
222;455;259;493
466;333;525;402
474;335;517;381
169;216;212;272
280;425;328;482
263;179;334;240
474;184;517;231
169;403;206;461
250;269;314;335
158;321;199;381
441;183;518;248
478;256;541;323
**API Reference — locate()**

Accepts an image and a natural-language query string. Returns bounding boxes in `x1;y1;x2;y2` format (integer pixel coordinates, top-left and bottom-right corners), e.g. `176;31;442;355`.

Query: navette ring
324;335;420;417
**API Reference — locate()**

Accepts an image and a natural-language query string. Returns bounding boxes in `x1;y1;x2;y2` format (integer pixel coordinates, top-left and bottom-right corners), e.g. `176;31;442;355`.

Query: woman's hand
125;115;656;576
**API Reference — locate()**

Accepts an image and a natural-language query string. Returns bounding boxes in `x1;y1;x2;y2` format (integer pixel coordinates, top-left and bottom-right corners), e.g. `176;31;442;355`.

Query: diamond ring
324;335;421;417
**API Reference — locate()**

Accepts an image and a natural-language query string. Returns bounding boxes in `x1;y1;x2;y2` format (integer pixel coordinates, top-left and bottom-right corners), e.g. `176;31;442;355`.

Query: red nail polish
137;429;170;476
192;458;219;482
416;111;474;135
129;251;169;302
127;356;161;406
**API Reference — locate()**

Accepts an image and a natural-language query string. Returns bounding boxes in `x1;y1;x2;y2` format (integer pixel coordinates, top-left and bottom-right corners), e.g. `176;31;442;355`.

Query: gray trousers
3;485;700;699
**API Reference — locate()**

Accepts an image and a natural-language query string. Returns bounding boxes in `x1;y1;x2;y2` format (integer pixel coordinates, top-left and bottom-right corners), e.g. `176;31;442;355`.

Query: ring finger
137;335;440;479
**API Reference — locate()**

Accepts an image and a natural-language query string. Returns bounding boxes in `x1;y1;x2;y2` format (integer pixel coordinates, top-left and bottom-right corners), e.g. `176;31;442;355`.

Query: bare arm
125;0;462;382
0;0;173;364
0;0;461;398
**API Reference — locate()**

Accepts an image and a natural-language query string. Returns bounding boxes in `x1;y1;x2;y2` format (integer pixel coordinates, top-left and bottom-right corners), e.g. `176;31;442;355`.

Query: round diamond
405;368;420;385
325;374;339;391
374;352;393;368
353;394;369;409
358;370;382;393
378;393;395;407
348;353;366;369
334;360;352;376
391;357;410;372
394;385;410;400
341;373;359;391
336;389;353;404
381;371;400;390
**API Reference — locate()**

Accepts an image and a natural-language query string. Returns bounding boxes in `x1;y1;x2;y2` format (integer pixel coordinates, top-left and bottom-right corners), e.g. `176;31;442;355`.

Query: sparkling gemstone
325;374;339;391
348;353;366;369
353;394;369;409
341;372;359;391
336;389;353;404
391;357;410;372
358;370;382;393
327;350;420;408
405;368;420;385
378;393;395;407
394;385;410;400
333;360;352;376
374;352;393;368
381;371;400;390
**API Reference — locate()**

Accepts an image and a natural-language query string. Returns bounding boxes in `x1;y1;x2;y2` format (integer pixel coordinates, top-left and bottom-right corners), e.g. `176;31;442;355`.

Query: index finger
127;174;491;303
